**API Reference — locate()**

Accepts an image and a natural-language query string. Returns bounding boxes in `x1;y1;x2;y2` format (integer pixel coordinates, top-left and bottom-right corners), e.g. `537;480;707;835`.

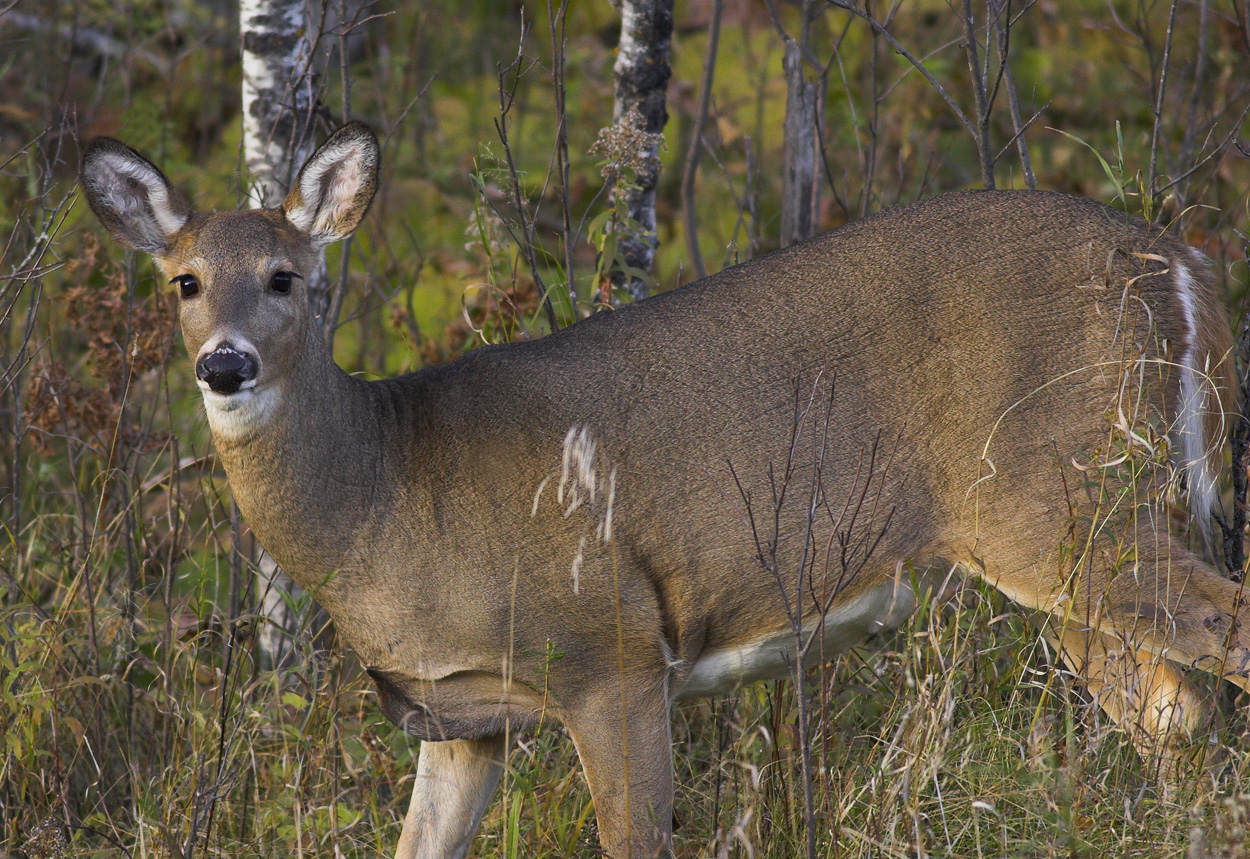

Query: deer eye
270;271;300;294
171;274;199;299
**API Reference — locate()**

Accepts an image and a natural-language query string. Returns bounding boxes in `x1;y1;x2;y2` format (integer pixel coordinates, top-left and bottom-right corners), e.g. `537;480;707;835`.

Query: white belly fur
677;572;926;700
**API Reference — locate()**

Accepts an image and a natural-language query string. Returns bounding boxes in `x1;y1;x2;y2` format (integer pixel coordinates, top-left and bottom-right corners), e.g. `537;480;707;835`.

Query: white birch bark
240;0;320;207
611;0;673;302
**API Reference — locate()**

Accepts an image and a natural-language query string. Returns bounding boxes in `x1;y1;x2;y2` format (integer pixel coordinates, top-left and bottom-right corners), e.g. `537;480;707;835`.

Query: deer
81;122;1250;859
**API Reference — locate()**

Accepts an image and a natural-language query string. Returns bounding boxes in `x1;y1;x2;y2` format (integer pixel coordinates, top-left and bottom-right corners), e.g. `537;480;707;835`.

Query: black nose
196;343;257;395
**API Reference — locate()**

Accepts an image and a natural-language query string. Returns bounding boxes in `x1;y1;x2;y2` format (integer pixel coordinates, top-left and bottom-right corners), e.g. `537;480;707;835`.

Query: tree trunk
240;0;333;671
240;0;321;207
611;0;674;302
780;39;819;248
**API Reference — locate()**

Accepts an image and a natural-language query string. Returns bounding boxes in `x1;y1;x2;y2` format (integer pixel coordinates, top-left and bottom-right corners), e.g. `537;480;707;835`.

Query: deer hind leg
1042;623;1211;764
394;735;506;859
1082;526;1250;693
1044;522;1250;759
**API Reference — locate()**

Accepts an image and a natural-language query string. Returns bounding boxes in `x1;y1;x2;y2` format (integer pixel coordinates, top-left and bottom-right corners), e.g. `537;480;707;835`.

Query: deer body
82;125;1250;859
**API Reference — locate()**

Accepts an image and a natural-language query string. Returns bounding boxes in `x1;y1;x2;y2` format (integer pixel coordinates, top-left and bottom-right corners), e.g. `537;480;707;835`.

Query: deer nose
196;343;257;395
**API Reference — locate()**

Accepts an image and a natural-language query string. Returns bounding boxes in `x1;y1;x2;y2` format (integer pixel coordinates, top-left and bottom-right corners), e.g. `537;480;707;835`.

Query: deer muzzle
196;343;257;395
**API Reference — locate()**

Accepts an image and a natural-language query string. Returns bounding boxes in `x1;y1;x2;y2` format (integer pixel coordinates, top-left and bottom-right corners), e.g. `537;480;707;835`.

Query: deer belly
677;576;923;700
366;667;545;741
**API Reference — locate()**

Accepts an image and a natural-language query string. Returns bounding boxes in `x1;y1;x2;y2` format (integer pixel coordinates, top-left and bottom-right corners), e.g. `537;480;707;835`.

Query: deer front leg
562;679;674;859
394;735;506;859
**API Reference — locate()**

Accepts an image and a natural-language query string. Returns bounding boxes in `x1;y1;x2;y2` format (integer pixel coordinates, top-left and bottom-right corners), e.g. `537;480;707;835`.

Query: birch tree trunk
240;0;332;670
241;0;320;208
611;0;673;302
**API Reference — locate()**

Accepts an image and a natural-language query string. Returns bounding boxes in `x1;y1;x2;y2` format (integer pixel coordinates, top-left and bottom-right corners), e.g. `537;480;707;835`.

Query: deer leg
561;680;674;859
1083;526;1250;694
1038;520;1250;763
394;735;506;859
1042;623;1211;764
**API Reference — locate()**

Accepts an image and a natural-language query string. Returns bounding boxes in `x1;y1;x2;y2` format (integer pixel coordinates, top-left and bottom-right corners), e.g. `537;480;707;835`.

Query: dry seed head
1188;794;1250;859
464;203;508;257
23;817;69;859
589;105;666;184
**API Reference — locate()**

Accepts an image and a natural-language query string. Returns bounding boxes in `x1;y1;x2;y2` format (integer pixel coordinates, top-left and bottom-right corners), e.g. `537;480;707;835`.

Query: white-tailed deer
81;123;1250;858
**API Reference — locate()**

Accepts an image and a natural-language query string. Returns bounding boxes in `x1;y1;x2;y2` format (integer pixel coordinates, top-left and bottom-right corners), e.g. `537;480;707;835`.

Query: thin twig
1218;291;1250;581
1147;0;1179;206
681;0;722;281
827;1;979;145
1156;101;1250;196
323;0;357;349
494;22;558;331
961;0;995;188
993;0;1036;188
1177;0;1210;182
548;0;576;318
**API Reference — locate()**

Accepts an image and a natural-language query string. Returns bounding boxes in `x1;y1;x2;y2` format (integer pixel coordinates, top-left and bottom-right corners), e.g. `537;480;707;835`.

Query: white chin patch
201;384;278;441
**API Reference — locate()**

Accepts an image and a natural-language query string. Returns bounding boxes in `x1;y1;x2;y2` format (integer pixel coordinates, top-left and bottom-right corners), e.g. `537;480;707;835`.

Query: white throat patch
201;383;280;442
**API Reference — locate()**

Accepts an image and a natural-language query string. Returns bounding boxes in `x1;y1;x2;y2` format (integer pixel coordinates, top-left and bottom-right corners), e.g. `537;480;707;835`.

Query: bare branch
681;0;722;280
994;2;1038;189
960;0;995;188
827;1;979;143
1156;102;1250;196
493;22;558;331
1147;0;1180;207
548;0;577;318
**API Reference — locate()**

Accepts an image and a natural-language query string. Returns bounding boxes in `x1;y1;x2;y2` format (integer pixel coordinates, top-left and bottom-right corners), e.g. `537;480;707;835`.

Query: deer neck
208;327;387;614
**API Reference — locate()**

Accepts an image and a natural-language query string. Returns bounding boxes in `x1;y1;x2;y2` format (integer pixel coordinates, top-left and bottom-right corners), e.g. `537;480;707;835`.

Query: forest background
3;0;1250;856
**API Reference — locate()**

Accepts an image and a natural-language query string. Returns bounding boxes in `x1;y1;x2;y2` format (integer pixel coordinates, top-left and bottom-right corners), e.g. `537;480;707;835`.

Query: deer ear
80;138;191;254
282;122;380;249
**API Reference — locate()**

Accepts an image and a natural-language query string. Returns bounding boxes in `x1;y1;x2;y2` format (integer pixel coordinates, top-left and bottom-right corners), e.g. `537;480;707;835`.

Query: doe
81;123;1250;858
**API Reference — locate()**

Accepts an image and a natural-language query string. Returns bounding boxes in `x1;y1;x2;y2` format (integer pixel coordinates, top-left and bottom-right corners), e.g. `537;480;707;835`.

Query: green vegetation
3;0;1250;856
